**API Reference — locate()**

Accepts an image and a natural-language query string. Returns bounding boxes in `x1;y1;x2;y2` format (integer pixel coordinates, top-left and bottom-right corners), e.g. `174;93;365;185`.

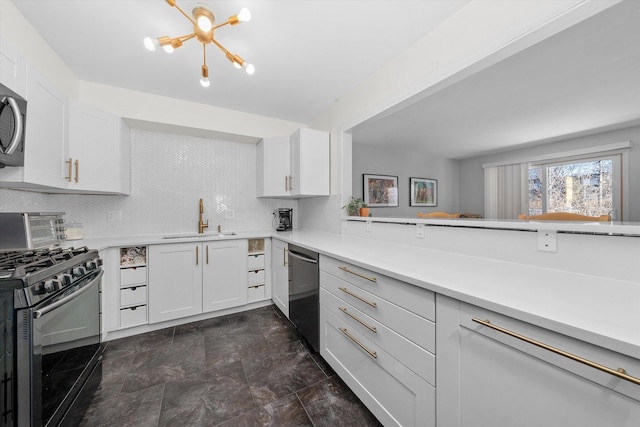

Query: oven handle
33;269;103;319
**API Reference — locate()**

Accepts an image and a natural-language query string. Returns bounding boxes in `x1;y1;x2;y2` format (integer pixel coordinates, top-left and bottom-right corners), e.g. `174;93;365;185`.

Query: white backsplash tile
0;128;297;238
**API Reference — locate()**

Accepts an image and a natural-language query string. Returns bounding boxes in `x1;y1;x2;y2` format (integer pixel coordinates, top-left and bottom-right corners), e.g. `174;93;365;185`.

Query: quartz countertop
74;227;639;358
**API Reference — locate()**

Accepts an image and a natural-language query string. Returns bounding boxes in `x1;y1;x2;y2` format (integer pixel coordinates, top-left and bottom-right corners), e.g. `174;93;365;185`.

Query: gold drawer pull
196;246;199;265
472;318;640;386
338;266;377;282
339;307;376;333
74;159;79;182
66;158;73;182
338;286;377;307
339;327;377;359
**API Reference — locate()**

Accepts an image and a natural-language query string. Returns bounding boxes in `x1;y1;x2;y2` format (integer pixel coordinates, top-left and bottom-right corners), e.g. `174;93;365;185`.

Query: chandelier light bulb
162;44;174;53
143;37;158;51
245;63;255;75
200;77;210;87
197;15;213;32
237;8;251;22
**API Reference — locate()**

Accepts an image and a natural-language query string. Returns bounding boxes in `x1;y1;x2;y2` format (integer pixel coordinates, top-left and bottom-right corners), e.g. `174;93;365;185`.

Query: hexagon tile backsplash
0;128;297;238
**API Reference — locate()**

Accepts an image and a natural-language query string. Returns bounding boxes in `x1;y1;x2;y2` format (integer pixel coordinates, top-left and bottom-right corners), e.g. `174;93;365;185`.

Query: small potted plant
359;203;369;217
343;197;364;216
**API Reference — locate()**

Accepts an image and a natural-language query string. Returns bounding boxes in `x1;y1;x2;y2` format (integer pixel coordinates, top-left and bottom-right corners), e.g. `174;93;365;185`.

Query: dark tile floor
81;305;382;426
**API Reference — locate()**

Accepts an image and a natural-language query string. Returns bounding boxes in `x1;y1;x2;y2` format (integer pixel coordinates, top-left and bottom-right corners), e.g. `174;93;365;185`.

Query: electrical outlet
107;211;122;221
537;229;557;252
416;223;425;239
225;209;235;219
366;220;372;232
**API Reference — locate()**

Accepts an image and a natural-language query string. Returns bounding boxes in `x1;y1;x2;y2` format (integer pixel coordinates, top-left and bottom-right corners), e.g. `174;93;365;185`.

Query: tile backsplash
0;128;297;238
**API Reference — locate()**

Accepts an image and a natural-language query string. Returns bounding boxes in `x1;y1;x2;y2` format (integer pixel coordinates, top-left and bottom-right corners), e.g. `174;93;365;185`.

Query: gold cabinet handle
338;286;377;308
285;176;289;191
66;158;73;182
339;327;377;359
288;175;294;190
339;307;376;333
283;247;288;267
472;318;640;386
196;245;199;265
206;245;209;264
74;159;79;182
338;266;377;282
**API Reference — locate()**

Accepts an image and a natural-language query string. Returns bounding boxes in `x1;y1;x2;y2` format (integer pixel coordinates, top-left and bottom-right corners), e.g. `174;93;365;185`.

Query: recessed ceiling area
10;0;470;124
351;0;640;160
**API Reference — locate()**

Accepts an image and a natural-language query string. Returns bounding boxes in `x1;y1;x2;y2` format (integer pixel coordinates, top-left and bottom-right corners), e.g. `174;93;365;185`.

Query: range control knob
58;273;73;286
86;260;98;271
33;282;47;295
72;266;87;277
44;279;61;292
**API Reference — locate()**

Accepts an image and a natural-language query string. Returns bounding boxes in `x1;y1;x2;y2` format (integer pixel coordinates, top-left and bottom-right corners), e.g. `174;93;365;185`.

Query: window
527;154;621;218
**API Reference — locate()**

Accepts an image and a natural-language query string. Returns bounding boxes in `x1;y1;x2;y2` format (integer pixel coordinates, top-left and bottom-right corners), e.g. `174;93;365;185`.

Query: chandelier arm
175;33;197;43
211;20;233;31
210;38;232;57
169;1;197;26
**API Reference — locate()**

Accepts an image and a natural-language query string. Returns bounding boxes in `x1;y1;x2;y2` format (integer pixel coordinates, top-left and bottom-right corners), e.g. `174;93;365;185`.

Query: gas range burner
0;246;92;273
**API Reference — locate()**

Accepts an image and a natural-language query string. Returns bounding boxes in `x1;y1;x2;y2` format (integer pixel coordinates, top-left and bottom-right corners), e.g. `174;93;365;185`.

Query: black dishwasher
288;244;319;352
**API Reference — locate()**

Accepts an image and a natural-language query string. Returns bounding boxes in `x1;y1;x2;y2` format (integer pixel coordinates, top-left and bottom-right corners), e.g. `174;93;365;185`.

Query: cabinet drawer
120;285;147;307
321;305;435;427
248;269;265;285
321;288;434;384
248;253;265;269
321;271;434;351
248;284;266;302
320;255;434;321
120;266;147;287
120;305;147;328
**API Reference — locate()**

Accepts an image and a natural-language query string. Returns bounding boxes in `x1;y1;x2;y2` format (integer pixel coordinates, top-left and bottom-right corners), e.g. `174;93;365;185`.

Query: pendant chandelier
144;0;254;87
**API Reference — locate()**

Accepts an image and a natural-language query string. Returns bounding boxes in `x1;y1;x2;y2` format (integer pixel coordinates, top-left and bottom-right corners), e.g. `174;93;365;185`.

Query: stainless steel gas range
0;244;103;426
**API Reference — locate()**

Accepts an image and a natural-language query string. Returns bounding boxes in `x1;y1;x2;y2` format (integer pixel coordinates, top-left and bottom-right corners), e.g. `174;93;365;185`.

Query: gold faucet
198;198;209;234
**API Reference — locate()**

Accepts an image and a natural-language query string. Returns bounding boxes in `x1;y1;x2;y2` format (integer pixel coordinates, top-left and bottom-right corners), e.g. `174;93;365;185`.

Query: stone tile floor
80;305;382;426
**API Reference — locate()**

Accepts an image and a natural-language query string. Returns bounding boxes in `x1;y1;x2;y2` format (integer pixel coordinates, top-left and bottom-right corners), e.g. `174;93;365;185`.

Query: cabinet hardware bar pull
206;245;209;264
249;285;263;289
339;327;377;358
285;176;288;191
472;318;640;386
339;307;377;333
66;158;73;182
338;286;377;307
338;266;377;282
283;248;288;267
196;246;199;265
74;159;79;182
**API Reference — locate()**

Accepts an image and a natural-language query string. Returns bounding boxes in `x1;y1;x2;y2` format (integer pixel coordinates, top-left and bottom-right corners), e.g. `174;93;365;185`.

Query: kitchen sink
162;232;238;239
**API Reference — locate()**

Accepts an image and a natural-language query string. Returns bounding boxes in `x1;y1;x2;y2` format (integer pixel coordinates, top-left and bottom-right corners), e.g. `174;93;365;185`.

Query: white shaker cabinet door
148;243;202;323
202;240;247;313
256;136;290;197
271;239;289;317
436;295;640;427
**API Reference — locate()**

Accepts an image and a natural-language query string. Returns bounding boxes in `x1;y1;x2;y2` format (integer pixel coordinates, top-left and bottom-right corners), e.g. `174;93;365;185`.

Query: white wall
458;125;640;221
0;128;297;237
352;143;459;217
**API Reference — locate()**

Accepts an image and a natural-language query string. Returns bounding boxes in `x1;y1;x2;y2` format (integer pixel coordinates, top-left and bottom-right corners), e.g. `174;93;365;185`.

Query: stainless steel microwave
0;81;26;168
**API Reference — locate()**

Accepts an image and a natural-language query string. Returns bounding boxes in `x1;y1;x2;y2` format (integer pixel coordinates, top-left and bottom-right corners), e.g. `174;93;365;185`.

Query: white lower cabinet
271;239;289;317
148;240;248;323
436;295;640;427
202;240;247;313
319;255;436;427
148;243;202;323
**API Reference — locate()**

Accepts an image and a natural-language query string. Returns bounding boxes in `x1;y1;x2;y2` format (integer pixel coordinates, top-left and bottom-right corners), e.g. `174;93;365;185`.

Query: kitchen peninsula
85;217;640;427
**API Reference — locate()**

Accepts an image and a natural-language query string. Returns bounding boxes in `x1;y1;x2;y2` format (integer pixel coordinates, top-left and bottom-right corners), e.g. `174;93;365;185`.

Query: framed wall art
363;174;398;207
410;177;437;207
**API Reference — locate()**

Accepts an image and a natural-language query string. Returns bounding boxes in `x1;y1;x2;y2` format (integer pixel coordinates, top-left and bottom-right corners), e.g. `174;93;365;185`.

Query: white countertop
74;227;639;358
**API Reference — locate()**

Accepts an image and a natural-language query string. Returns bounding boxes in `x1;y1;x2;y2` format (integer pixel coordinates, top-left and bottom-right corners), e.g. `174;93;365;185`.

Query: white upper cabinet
0;60;130;194
289;128;330;197
66;100;130;194
257;128;330;198
257;135;290;197
0;40;27;97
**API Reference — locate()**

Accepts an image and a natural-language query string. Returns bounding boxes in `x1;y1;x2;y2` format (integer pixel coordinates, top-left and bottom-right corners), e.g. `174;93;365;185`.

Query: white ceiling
352;0;640;159
10;0;468;124
10;1;640;159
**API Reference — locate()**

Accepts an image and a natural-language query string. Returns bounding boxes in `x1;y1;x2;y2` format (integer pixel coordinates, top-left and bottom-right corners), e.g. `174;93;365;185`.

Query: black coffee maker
277;208;292;231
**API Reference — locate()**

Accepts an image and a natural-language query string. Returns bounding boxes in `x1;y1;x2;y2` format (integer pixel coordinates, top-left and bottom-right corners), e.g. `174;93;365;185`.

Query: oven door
17;269;103;427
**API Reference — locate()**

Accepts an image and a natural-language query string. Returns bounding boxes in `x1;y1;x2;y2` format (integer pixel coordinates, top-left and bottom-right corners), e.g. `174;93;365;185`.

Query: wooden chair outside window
517;212;610;221
417;212;461;219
